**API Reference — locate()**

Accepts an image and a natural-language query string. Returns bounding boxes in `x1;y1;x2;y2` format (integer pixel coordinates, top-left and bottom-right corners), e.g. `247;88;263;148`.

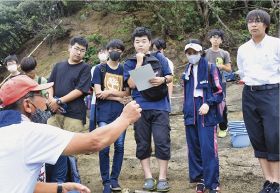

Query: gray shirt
205;48;231;82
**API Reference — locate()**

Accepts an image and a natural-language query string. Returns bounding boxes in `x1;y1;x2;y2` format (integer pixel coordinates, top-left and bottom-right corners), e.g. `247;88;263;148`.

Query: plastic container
228;121;251;148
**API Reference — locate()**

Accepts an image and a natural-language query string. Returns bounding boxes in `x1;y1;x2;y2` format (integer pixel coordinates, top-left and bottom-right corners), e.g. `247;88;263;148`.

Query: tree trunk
196;0;209;28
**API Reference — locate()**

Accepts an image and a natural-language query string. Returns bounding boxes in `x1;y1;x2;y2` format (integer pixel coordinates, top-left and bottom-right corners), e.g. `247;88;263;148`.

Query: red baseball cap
0;75;54;107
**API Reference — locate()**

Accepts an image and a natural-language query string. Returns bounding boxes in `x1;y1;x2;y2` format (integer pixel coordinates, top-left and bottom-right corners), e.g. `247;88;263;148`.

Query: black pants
242;85;279;161
134;110;171;160
219;82;228;131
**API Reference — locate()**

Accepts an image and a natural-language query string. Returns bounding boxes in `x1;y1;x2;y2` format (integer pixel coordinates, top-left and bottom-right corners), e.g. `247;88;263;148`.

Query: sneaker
269;182;279;193
103;184;112;193
209;187;220;193
196;182;205;193
157;179;170;192
259;181;273;193
111;180;121;191
143;178;157;191
218;129;227;138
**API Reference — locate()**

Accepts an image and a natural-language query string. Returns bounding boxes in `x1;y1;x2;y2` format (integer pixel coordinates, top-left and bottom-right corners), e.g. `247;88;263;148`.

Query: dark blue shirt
48;60;91;123
123;52;171;112
92;64;125;123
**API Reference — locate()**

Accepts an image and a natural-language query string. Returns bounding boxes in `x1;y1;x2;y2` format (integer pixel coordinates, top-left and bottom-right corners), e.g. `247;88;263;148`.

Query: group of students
0;8;279;193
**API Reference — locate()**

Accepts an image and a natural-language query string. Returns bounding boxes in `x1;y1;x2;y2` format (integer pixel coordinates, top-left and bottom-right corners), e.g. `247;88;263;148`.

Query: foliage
0;0;85;63
0;0;278;70
84;33;107;65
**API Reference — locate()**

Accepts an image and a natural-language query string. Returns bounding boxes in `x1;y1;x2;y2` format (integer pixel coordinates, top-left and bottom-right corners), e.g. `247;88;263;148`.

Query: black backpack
135;52;168;101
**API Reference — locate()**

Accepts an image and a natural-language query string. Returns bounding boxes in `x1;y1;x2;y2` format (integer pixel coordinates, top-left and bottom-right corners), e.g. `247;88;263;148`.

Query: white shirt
166;57;174;75
0;117;74;193
237;35;280;85
193;64;203;97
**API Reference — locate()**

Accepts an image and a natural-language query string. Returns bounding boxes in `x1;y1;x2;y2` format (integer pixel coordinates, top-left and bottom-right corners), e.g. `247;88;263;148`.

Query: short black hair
151;38;166;50
3;55;18;66
208;29;224;41
246;9;270;33
131;27;152;42
70;36;88;50
106;39;125;51
185;39;205;57
20;57;37;72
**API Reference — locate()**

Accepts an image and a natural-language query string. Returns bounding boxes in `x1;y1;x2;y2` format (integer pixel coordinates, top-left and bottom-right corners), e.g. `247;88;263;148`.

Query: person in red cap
0;75;142;193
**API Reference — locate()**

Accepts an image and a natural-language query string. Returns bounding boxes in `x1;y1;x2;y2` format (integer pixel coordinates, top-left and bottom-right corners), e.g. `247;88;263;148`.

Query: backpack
134;52;168;101
99;64;107;90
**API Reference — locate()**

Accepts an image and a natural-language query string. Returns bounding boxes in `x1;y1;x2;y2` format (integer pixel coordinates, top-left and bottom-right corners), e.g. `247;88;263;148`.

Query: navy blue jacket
182;57;224;126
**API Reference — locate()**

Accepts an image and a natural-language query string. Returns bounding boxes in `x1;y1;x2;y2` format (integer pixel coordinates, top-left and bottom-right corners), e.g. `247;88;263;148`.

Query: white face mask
7;64;18;73
187;54;201;64
98;53;108;63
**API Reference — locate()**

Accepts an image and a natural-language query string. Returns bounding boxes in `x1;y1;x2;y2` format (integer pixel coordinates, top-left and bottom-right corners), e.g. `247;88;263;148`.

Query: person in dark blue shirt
46;36;91;184
92;39;130;193
123;27;172;192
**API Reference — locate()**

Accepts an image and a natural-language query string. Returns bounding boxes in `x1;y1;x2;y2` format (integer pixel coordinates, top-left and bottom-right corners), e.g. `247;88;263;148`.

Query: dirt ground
77;83;264;193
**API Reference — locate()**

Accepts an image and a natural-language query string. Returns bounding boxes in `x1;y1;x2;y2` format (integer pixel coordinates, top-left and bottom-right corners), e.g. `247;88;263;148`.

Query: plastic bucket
228;121;251;148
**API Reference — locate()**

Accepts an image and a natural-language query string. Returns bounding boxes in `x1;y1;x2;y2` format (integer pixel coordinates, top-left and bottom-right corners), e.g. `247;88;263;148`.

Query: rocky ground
78;82;264;193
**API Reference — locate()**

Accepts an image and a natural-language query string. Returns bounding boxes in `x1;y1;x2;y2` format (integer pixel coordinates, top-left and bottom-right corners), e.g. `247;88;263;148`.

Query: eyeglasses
248;18;263;24
211;35;221;39
73;47;86;53
25;92;49;99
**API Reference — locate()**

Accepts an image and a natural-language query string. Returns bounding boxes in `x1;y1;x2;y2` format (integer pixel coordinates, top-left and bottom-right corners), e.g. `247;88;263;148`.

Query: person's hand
149;77;164;87
62;182;91;193
47;98;59;113
216;63;223;70
136;52;145;67
96;90;111;99
121;96;132;105
198;103;209;115
121;100;142;124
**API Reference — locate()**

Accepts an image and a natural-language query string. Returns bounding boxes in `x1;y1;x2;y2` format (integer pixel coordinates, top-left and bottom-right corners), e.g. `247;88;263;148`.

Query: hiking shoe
196;182;205;193
111;180;121;191
269;182;279;193
143;178;157;191
103;184;112;193
259;181;273;193
218;129;227;138
157;179;170;192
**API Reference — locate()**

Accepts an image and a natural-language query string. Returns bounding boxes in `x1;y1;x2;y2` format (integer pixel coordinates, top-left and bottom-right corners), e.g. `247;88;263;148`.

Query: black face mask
109;51;121;61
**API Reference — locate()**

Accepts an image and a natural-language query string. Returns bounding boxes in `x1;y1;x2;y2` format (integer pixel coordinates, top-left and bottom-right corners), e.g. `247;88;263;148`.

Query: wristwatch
57;182;63;193
56;98;62;105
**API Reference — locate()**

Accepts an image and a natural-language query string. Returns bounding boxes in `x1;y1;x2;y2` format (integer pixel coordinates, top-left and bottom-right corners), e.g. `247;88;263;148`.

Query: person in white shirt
237;9;279;193
0;75;141;193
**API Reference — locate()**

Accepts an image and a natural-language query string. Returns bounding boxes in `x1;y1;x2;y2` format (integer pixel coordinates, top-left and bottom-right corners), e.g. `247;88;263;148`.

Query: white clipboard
129;64;155;91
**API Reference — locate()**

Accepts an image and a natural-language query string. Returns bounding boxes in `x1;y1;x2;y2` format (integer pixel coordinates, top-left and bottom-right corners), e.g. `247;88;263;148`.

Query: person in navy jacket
181;39;223;193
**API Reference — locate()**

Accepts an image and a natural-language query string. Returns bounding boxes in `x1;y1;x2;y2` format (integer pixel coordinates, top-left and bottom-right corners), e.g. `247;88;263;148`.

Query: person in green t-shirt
20;56;48;97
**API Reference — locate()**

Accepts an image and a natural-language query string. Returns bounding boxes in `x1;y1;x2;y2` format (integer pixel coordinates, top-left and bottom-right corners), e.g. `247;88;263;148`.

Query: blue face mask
30;108;52;124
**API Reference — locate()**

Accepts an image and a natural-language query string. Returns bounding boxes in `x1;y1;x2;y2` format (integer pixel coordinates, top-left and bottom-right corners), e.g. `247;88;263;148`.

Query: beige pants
47;114;84;132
